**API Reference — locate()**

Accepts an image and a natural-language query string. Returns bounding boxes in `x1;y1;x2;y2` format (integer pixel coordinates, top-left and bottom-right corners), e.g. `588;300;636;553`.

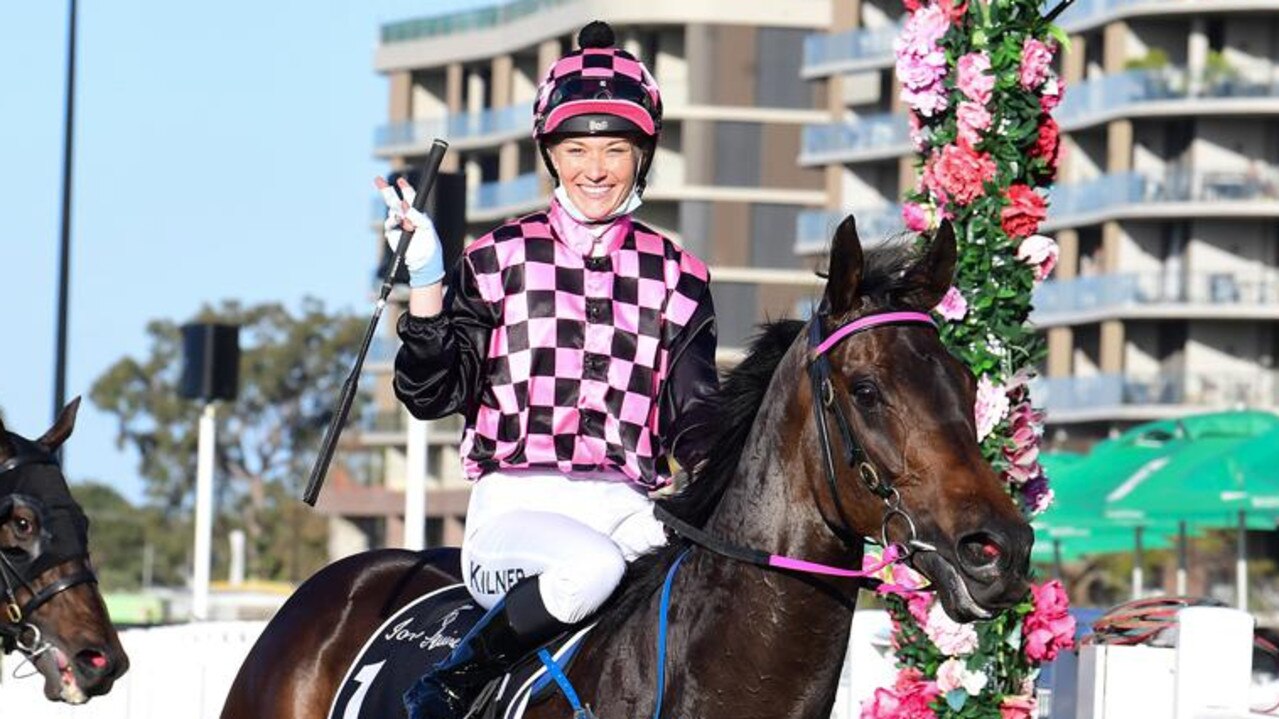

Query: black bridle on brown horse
656;310;939;578
0;433;97;655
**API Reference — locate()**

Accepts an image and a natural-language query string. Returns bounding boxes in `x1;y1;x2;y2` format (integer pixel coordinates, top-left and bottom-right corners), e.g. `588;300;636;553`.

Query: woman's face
548;135;640;221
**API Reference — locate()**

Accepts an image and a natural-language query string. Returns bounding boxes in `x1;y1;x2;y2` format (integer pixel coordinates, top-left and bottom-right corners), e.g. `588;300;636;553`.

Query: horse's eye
12;518;33;538
851;381;881;408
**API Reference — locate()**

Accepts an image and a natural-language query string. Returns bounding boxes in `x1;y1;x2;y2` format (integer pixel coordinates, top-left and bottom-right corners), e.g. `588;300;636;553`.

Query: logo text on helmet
588;120;609;132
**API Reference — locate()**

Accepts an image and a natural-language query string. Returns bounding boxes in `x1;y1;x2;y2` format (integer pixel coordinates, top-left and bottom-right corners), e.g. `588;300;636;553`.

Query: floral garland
861;0;1078;716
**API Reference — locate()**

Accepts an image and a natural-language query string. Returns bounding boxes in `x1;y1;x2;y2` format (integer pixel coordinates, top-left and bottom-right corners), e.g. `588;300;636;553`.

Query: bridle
0;433;98;658
806;309;939;557
655;309;939;586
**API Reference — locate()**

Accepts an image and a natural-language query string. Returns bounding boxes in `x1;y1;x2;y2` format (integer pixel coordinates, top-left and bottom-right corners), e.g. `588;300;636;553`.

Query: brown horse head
810;215;1033;621
0;398;128;702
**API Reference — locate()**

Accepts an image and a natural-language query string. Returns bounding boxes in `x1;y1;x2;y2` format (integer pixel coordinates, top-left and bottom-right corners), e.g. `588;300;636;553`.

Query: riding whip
303;139;449;506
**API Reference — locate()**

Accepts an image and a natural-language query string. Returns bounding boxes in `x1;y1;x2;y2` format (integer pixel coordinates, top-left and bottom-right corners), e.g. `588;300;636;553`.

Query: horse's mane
594;238;923;634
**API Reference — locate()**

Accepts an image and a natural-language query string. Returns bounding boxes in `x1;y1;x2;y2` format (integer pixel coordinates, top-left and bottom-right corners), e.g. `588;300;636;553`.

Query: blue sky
0;1;487;502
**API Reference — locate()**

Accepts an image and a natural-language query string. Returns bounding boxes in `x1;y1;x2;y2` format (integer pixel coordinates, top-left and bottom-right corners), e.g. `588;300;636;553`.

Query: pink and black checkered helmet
534;22;663;140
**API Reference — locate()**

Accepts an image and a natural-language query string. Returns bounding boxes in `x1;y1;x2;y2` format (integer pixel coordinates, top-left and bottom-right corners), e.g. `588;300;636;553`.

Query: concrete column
538;39;560;78
1107;118;1133;173
1100;320;1126;373
446;63;463;113
387;512;405;549
388;71;412;171
898;157;917;200
1047;327;1074;378
1188;17;1208;96
1064;35;1086;85
1102;220;1123;272
1056;228;1080;280
826;165;844;210
1103;20;1129;74
491;55;513;108
499;143;520;182
444;515;466;547
833;0;860;30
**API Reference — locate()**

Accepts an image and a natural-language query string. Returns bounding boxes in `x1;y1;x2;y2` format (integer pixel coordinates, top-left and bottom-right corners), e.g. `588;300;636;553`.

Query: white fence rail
0;621;264;718
0;613;896;718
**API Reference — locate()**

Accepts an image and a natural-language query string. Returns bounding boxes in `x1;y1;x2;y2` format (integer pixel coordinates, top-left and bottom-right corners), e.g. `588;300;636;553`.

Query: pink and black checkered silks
393;204;716;488
534;46;663;137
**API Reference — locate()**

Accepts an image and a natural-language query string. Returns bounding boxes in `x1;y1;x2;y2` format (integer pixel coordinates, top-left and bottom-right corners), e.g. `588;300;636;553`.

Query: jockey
382;20;719;718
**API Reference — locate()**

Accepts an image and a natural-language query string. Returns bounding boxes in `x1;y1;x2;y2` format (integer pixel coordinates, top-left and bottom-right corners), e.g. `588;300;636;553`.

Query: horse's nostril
75;648;111;676
958;531;1005;570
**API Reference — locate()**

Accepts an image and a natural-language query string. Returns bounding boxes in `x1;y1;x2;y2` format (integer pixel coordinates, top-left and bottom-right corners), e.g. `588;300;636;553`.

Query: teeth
580;186;611;197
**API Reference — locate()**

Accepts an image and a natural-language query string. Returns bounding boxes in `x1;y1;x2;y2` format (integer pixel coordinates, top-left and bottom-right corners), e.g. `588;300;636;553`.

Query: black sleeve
660;293;720;470
393;257;495;420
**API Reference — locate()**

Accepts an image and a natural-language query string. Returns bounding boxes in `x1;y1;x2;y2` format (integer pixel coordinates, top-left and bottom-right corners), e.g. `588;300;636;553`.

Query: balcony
471;172;544;222
1038;371;1279;423
1057;69;1279;131
794;206;904;256
375;103;532;156
1033;271;1279;326
800;23;900;79
380;0;577;44
1043;169;1279;230
356;409;464;446
798;113;911;166
1057;0;1279;34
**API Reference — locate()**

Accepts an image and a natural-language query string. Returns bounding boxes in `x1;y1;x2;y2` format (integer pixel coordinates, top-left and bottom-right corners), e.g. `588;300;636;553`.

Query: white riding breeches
460;470;669;624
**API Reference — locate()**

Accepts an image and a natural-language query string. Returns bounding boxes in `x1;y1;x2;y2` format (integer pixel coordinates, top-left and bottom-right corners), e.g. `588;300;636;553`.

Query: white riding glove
378;179;445;287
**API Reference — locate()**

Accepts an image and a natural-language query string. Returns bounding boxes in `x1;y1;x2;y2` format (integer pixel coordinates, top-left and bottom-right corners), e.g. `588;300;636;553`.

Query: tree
69;481;192;591
90;298;371;583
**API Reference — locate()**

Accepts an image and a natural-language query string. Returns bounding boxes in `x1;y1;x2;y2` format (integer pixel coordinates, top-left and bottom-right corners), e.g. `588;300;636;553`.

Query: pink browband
812;311;936;357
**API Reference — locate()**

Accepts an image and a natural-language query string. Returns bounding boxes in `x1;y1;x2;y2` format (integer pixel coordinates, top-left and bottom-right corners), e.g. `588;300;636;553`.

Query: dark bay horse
222;216;1033;718
0;398;129;703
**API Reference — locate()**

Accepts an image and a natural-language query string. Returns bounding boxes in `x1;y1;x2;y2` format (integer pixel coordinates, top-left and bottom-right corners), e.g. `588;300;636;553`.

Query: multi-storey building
319;0;836;556
799;0;1279;447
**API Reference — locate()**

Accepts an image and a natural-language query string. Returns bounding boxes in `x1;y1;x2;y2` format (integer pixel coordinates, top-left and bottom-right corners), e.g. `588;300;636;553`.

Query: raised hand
376;176;446;287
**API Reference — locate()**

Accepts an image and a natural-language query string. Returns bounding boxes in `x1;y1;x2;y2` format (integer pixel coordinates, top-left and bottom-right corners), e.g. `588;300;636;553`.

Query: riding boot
404;576;571;719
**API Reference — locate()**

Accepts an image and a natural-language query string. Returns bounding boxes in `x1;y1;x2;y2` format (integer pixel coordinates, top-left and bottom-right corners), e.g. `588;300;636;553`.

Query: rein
0;434;98;657
655;310;938;590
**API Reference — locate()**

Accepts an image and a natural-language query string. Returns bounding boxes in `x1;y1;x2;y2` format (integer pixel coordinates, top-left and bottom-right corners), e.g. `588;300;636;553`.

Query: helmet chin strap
554;184;644;226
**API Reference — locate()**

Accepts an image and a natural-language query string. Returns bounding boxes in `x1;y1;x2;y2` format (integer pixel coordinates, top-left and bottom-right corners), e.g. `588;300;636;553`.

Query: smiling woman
546;136;642;222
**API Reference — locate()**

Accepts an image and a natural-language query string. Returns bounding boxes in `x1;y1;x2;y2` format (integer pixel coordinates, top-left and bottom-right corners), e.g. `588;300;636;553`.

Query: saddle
326;580;594;719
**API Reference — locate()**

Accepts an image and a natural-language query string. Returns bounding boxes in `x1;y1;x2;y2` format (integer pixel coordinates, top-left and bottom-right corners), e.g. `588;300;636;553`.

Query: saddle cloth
326;583;594;719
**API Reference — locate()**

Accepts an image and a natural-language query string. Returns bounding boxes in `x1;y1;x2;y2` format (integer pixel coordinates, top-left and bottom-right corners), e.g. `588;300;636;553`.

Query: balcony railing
381;0;577;44
1057;69;1279;128
1038;371;1279;415
472;172;543;214
801;23;901;77
1046;169;1279;227
1034;271;1279;319
799;113;911;165
794;206;904;255
376;103;532;151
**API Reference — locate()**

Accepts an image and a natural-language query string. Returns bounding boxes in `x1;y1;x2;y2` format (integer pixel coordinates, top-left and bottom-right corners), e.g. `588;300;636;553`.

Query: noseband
0;434;97;657
807;310;938;556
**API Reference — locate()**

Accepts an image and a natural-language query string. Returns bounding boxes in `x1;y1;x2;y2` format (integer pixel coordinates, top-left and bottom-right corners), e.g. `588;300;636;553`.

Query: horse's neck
667;338;861;717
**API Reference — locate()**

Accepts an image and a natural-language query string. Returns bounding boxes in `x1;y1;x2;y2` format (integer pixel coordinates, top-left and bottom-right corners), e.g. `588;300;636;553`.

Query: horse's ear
824;214;865;317
0;415;10;463
37;397;81;452
899;220;957;311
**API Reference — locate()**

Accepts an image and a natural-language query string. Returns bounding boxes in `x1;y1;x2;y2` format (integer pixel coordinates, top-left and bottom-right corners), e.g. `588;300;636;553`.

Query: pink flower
1040;74;1065;112
902;201;938;232
925;602;980;656
935;286;968;321
1000;184;1047;238
956;52;994;104
861;668;940;719
937;0;969;23
1032;115;1061;169
907;112;928;151
957;101;992;146
937;657;988;695
1023;579;1076;663
1020;38;1055;90
974;375;1009;441
1017;234;1059;281
923;143;997;207
906;590;935;626
1000;694;1037;719
1002;398;1044;486
899;4;950;52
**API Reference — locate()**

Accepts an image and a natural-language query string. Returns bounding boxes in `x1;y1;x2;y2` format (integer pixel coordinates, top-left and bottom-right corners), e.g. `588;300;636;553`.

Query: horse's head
808;215;1033;622
0;399;128;702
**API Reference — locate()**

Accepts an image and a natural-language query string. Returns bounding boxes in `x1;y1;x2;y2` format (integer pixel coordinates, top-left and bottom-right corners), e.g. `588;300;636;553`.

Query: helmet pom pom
577;21;615;49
